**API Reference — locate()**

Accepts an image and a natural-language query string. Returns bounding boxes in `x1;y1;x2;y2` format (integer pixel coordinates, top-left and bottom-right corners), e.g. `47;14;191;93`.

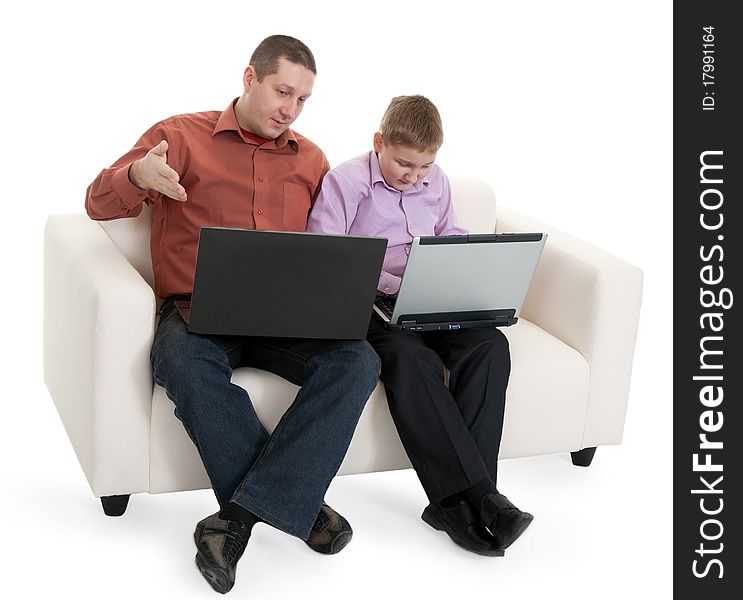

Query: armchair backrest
449;176;497;233
94;177;497;289
98;206;154;289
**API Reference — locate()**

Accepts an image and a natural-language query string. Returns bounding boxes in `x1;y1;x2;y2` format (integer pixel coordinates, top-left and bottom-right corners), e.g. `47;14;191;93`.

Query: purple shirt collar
368;151;430;193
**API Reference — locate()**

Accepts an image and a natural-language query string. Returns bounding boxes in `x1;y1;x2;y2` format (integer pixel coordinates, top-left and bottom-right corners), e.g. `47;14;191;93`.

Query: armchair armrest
44;214;156;497
496;206;643;447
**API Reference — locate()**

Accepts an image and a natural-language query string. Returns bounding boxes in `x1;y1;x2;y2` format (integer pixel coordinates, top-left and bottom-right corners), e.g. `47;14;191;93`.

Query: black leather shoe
194;512;253;594
481;493;533;550
305;504;353;555
422;500;505;556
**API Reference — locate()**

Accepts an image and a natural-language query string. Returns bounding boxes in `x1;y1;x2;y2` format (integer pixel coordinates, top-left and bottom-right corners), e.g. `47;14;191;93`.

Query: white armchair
43;177;642;516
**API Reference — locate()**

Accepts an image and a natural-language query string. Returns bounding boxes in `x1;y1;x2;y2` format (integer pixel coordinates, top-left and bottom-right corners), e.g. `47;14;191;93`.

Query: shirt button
385;287;390;293
258;210;263;215
258;177;264;182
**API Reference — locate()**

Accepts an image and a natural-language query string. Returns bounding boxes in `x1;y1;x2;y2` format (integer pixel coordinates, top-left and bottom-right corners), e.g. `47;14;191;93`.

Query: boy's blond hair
379;95;443;153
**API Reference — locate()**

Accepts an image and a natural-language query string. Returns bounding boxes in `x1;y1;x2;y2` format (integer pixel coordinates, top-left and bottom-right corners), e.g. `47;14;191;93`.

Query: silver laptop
373;233;546;331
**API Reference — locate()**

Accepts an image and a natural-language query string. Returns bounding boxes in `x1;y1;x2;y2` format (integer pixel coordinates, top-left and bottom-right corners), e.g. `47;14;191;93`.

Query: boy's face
373;133;437;192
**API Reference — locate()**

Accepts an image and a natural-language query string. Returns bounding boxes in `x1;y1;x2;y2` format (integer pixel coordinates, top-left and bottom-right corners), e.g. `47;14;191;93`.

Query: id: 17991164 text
702;26;715;111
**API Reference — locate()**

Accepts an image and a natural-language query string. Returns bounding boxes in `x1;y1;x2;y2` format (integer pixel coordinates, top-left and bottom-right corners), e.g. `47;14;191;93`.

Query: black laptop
176;228;387;340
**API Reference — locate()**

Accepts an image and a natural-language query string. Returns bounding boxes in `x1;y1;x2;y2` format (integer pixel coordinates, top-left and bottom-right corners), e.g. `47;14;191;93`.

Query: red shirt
86;100;330;298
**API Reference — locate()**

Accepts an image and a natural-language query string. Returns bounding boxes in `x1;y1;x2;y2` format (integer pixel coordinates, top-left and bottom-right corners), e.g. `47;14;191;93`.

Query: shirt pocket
282;181;312;231
419;203;441;234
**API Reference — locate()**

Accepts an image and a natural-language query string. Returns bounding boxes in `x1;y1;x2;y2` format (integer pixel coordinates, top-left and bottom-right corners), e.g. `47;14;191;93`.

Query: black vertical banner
674;3;741;597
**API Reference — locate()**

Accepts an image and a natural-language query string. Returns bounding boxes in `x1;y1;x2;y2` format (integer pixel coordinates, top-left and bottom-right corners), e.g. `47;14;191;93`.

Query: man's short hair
379;95;444;153
250;35;317;81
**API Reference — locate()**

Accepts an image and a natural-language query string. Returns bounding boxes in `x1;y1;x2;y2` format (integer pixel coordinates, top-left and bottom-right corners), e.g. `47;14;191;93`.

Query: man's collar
213;99;298;150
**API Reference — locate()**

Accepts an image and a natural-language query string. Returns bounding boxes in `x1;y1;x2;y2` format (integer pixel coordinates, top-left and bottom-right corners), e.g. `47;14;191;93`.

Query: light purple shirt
306;151;468;296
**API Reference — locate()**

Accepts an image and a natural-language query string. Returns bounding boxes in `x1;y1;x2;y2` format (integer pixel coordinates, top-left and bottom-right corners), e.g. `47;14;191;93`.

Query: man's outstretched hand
128;140;187;202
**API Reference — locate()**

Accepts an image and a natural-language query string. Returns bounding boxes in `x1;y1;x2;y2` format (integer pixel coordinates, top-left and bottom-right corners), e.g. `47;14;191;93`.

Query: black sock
463;478;497;511
219;502;261;527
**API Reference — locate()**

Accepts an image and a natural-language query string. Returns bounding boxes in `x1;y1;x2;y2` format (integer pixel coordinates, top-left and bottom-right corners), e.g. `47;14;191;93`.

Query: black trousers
367;314;511;503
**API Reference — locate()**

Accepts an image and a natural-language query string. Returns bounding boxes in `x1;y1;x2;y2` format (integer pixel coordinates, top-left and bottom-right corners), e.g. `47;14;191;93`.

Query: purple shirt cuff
378;271;401;296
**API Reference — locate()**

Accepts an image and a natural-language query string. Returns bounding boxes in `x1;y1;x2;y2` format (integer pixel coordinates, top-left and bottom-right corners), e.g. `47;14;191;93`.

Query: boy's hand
128;140;187;202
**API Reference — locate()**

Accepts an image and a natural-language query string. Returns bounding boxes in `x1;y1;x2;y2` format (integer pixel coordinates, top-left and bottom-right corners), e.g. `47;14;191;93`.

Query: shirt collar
213;99;298;151
368;150;430;193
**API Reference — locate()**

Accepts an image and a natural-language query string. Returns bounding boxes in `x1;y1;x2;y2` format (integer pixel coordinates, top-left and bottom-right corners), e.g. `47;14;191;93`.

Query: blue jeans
150;300;381;539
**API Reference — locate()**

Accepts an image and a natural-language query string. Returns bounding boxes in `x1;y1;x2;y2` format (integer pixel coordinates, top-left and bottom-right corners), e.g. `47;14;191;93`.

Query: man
86;35;381;595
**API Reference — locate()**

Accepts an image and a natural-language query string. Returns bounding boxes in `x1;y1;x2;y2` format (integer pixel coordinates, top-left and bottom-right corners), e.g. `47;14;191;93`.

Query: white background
1;1;672;598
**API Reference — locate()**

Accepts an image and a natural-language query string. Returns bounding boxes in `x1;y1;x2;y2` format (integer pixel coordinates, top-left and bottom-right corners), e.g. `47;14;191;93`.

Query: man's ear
373;132;384;153
243;66;257;92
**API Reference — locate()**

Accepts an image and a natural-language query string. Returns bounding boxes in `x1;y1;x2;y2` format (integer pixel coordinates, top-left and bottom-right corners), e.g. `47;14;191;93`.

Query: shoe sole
330;530;352;554
306;528;353;555
495;512;534;550
195;552;232;594
422;508;504;557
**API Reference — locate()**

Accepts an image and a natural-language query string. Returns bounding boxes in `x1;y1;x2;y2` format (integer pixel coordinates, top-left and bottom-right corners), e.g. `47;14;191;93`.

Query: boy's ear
373;132;384;152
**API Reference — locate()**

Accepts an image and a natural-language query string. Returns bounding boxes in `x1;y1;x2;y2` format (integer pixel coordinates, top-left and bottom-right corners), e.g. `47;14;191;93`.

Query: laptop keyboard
375;296;396;318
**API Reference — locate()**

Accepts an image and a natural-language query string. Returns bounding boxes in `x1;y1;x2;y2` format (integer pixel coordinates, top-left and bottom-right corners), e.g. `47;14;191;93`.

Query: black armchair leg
101;494;131;516
570;447;597;467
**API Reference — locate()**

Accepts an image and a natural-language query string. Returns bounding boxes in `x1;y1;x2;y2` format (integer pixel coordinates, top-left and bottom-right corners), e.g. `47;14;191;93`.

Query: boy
306;95;533;556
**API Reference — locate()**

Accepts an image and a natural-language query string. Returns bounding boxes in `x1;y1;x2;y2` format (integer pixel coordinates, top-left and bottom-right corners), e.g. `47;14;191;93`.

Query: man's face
240;57;315;139
373;133;437;192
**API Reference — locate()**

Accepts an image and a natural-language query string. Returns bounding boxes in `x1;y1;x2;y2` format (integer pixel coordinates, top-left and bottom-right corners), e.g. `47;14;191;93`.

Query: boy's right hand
128;140;187;202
